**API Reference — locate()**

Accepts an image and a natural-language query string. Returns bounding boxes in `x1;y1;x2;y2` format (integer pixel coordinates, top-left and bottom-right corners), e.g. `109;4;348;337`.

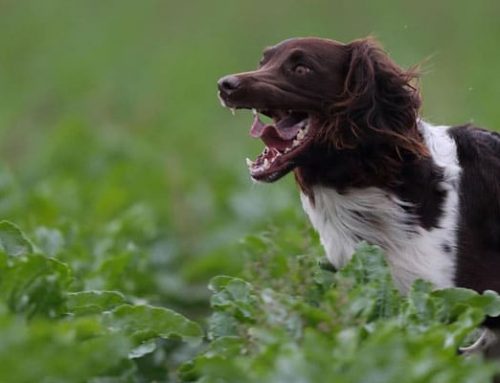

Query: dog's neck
297;121;462;292
294;124;446;230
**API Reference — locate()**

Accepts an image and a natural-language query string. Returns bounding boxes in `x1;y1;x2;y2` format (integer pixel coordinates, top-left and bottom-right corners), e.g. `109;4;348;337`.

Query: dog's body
301;121;460;293
301;120;500;303
217;37;500;331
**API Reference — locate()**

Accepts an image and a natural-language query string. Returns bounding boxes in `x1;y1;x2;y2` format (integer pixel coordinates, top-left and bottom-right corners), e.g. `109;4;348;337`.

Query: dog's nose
218;75;241;93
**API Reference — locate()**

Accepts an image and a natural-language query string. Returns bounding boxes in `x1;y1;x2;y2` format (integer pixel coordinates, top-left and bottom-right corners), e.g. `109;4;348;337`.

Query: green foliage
3;202;499;383
0;311;132;383
0;223;204;382
66;290;126;316
0;220;33;257
103;304;203;345
1;1;500;382
180;243;500;383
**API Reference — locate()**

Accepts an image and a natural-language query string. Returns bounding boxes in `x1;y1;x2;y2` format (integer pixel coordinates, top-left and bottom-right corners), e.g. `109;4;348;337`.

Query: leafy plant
0;221;203;382
180;243;500;383
1;3;500;380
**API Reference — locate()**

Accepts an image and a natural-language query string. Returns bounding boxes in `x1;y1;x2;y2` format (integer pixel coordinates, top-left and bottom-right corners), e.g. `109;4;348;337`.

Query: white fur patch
301;121;461;292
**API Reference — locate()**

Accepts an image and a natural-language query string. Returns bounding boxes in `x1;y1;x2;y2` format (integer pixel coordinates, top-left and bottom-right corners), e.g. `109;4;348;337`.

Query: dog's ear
328;37;427;157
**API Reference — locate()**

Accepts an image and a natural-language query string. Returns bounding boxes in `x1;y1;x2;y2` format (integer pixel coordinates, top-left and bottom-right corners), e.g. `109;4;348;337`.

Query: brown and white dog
217;37;500;346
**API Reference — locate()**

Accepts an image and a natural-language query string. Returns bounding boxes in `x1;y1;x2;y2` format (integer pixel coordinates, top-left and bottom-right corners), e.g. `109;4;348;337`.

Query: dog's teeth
284;147;291;153
252;108;258;116
246;158;254;167
297;130;305;140
263;158;269;168
293;139;300;147
218;92;227;108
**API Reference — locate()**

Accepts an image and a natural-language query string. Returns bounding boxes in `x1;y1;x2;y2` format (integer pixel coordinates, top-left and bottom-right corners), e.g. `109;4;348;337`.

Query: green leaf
0;221;33;257
432;287;500;319
102;304;203;345
0;312;132;383
178;336;245;382
0;253;72;318
182;238;500;383
66;290;126;315
337;242;392;284
128;340;157;359
404;279;441;324
208;311;239;339
331;243;401;322
209;276;258;322
481;290;500;317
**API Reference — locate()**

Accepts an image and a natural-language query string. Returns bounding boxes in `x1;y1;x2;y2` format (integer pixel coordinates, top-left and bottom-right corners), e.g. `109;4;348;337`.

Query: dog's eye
293;64;311;75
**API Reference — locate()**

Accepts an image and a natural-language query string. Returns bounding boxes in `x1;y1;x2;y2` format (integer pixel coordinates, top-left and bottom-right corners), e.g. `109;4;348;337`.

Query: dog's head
218;37;425;183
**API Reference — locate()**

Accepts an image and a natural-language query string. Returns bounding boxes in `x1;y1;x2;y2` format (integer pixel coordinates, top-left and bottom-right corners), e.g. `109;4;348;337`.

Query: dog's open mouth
244;109;313;182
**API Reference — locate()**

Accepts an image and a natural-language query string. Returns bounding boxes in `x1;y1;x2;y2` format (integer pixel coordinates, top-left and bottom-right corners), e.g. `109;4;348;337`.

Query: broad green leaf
0;253;72;318
331;243;401;322
337;242;392;284
209;276;258;322
208;311;239;339
208;275;239;293
66;290;126;315
128;340;157;359
182;241;500;383
103;304;203;344
0;221;33;257
178;336;245;382
0;313;132;383
404;279;441;325
433;288;500;318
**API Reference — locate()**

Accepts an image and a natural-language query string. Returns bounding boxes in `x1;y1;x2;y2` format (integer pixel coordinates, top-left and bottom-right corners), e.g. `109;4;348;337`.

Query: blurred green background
1;0;500;315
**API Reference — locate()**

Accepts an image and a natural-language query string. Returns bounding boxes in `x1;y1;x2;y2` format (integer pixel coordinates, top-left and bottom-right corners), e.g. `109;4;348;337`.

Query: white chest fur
300;122;461;292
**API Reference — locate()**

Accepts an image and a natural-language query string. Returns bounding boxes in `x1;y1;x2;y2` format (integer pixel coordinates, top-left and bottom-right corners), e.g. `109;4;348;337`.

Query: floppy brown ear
327;37;427;157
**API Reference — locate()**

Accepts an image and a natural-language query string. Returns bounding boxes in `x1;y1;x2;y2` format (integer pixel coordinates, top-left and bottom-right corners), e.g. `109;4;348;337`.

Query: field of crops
1;1;500;382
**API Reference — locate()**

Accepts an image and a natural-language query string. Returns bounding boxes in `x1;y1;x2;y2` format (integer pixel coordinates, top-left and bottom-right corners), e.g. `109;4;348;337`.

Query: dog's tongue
250;115;302;147
249;115;268;138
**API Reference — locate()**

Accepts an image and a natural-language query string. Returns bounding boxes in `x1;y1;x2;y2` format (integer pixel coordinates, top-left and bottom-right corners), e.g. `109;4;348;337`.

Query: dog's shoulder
446;123;500;202
448;123;500;163
448;123;500;294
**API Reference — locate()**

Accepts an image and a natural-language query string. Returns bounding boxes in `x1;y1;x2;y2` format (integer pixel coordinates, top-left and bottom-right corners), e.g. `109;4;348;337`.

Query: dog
217;37;500;343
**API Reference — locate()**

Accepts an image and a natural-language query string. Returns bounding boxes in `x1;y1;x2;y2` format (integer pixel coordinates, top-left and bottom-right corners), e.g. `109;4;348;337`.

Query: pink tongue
249;115;301;140
250;115;268;137
261;129;292;151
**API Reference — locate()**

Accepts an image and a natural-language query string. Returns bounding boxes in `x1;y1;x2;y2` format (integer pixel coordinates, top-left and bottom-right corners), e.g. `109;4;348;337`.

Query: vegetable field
1;1;500;382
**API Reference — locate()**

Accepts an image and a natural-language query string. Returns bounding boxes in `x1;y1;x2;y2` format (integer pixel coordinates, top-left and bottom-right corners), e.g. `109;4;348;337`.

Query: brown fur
218;36;500;362
325;38;426;156
218;37;432;194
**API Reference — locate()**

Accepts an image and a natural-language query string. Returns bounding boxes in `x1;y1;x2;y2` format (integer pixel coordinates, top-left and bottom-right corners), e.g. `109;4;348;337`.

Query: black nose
217;75;241;93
